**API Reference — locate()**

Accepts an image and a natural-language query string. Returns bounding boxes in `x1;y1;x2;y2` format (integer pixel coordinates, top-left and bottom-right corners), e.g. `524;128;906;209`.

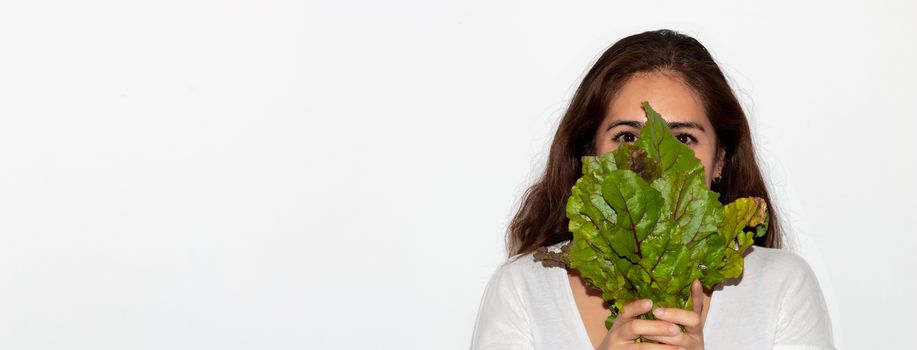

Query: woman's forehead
605;73;709;126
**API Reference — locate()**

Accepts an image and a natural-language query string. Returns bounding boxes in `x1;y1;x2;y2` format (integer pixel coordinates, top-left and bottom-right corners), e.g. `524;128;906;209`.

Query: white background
1;1;915;349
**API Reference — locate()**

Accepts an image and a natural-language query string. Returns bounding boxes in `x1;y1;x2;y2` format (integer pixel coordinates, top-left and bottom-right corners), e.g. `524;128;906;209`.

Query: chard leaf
637;101;704;177
719;197;769;249
533;101;770;334
600;170;663;262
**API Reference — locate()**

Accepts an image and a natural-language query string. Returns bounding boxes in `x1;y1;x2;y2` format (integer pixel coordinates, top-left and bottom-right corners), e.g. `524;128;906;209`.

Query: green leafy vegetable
534;101;769;333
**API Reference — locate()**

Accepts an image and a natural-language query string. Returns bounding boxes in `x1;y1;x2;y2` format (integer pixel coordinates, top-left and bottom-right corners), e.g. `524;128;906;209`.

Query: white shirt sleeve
772;253;836;350
470;261;536;350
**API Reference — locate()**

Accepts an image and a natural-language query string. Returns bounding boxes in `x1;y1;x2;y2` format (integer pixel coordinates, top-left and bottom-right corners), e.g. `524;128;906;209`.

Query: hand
643;279;707;350
596;279;707;350
595;299;680;350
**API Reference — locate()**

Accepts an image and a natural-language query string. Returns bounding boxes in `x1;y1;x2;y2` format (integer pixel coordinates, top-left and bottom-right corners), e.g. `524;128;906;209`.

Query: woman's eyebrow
605;120;643;131
605;120;706;132
668;121;706;132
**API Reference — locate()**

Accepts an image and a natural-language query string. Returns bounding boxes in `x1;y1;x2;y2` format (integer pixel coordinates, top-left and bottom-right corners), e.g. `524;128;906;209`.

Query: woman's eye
612;131;637;144
676;133;697;145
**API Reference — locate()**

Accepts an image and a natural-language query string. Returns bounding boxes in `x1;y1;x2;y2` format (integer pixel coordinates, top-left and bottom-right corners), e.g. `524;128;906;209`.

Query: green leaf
583;152;619;179
637;101;704;177
537;101;770;331
600;170;663;262
719;197;768;250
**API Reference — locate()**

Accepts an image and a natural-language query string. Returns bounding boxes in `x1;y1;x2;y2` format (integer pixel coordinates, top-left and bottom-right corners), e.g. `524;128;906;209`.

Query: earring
713;175;722;183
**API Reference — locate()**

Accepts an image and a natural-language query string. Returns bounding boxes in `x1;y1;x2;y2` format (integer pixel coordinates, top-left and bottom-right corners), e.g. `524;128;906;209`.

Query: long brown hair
507;29;782;258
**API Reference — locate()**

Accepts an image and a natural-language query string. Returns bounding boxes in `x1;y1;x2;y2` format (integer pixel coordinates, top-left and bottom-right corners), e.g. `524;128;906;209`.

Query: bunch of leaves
534;101;768;331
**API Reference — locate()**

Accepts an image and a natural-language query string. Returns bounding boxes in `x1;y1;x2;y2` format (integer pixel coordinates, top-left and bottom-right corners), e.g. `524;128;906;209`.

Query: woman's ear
713;147;726;178
585;138;597;157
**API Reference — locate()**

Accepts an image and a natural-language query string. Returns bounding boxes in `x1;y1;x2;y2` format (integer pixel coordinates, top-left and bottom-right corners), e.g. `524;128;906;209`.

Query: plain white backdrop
1;0;915;349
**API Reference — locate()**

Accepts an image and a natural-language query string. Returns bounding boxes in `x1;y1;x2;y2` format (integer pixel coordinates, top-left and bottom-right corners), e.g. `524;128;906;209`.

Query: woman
470;29;834;350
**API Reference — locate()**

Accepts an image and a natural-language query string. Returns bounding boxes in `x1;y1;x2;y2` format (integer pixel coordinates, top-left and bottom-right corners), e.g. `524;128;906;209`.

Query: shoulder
718;246;827;310
503;241;569;273
472;248;559;350
742;246;819;288
483;241;568;296
472;243;565;331
707;246;836;348
744;245;809;268
744;247;835;345
491;243;561;283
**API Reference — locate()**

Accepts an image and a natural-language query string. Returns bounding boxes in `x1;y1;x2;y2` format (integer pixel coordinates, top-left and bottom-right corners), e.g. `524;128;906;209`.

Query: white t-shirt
470;240;835;350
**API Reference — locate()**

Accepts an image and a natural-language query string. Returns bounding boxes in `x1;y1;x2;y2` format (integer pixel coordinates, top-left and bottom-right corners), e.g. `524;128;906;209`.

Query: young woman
470;29;835;350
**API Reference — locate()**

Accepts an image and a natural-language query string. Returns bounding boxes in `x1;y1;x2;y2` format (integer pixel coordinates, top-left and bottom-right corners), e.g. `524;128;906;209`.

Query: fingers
618;319;680;341
621;343;683;350
651;307;700;329
640;333;685;346
644;279;706;340
691;279;705;315
618;299;653;320
604;298;701;350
